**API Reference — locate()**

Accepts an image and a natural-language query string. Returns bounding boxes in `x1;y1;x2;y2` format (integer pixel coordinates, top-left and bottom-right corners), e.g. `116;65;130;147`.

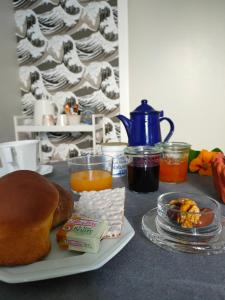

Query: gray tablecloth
1;162;225;300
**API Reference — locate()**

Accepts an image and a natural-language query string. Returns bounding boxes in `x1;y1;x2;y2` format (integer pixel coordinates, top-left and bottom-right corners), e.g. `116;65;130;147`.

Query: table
1;162;225;300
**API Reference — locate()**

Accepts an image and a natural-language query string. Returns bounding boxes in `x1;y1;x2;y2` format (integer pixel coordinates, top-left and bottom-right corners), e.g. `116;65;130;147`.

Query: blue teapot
117;99;174;146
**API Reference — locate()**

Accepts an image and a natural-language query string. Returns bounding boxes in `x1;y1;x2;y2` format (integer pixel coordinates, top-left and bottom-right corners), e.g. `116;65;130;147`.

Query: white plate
0;218;135;283
0;165;53;177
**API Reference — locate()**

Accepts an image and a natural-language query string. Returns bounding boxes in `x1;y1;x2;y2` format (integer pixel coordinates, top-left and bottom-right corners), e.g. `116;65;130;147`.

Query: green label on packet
64;216;108;253
72;226;93;235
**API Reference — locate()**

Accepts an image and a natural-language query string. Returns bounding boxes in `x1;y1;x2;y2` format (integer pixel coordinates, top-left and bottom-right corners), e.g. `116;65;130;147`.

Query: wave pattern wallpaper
13;0;120;161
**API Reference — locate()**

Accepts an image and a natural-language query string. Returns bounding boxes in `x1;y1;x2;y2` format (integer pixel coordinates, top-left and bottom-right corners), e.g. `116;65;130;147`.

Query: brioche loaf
52;182;73;228
0;170;59;266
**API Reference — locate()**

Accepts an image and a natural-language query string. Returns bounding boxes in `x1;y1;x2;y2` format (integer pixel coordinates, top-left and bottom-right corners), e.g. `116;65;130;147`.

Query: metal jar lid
156;142;191;153
124;145;162;156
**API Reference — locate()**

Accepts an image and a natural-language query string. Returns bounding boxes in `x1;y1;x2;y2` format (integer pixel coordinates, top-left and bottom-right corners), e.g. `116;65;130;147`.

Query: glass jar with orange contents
158;142;191;183
68;155;113;193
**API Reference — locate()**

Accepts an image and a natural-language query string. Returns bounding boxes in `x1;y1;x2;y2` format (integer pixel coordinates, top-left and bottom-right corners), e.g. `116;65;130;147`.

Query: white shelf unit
14;114;106;154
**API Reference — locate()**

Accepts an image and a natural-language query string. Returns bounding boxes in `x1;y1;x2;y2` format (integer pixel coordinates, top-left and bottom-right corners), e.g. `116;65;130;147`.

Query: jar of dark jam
125;146;162;193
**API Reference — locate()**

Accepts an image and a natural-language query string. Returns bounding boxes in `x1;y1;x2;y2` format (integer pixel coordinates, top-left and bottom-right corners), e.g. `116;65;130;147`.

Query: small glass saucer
142;207;225;254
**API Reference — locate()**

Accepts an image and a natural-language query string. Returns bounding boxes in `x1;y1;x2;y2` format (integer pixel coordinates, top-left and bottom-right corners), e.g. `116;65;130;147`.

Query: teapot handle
159;117;175;142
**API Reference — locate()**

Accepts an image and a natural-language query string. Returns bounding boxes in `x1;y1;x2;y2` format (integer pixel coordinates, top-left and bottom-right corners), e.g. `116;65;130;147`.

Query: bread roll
0;170;59;266
52;182;73;228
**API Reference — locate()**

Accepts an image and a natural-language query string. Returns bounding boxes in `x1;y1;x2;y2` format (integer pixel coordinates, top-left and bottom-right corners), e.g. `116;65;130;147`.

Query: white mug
34;100;58;126
42;114;55;126
0;140;39;175
68;114;81;125
56;114;68;126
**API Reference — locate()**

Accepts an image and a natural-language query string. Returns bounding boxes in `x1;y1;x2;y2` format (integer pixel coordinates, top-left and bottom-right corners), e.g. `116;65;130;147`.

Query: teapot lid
132;99;163;115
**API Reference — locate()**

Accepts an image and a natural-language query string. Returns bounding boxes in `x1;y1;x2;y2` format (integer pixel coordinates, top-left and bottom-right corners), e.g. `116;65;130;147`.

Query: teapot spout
117;114;132;138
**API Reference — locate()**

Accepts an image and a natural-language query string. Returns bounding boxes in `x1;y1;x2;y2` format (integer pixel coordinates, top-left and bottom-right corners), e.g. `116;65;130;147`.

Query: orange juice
160;158;188;183
70;169;112;192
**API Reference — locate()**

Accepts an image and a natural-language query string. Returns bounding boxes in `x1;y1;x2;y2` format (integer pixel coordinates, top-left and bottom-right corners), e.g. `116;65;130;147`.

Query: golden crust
0;216;53;266
51;182;73;228
0;170;59;266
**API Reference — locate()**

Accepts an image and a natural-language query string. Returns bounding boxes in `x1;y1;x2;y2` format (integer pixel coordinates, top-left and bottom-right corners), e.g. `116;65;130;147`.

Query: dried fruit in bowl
168;198;201;228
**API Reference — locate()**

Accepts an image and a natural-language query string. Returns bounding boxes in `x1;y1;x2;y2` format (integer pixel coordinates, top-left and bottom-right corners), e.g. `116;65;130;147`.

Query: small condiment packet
75;187;125;238
56;215;108;254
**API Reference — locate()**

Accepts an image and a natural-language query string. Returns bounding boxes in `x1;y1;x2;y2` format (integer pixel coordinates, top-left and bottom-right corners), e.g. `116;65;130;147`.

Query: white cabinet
14;114;106;155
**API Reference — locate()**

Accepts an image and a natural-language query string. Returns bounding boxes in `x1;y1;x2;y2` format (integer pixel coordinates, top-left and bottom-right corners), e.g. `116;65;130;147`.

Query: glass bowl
142;192;225;254
157;192;221;240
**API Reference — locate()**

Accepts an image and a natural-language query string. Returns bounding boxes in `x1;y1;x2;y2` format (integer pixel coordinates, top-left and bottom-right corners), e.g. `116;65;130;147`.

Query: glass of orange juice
158;142;191;183
68;155;113;193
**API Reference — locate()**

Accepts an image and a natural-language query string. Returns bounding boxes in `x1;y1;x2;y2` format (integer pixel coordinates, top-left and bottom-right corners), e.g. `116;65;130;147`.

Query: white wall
128;0;225;151
0;0;225;151
0;1;20;142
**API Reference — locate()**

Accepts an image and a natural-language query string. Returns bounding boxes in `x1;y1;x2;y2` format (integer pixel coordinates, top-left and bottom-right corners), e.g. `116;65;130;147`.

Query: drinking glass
68;155;113;193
